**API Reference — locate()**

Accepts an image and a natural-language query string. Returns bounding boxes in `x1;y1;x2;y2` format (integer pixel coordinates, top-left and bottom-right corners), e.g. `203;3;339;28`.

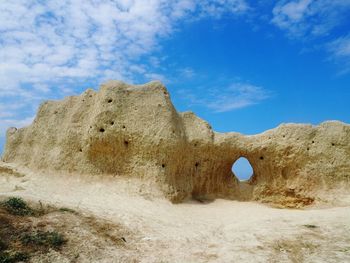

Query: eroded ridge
2;81;350;206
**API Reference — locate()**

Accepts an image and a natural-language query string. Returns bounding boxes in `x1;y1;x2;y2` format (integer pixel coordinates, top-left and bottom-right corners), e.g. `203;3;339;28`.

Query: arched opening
232;157;253;181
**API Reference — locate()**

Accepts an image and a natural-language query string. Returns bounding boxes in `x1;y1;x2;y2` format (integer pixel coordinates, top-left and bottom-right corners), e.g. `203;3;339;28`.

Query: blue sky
0;1;350;178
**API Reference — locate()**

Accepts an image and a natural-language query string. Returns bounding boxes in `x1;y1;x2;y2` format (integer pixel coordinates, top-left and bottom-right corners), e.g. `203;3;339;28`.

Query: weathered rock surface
2;81;350;206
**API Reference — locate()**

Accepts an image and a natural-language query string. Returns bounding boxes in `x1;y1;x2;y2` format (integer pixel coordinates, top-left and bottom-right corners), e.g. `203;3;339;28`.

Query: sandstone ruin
2;81;350;207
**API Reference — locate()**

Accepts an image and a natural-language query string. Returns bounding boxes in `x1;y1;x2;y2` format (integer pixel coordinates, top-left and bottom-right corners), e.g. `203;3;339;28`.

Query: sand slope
1;163;349;263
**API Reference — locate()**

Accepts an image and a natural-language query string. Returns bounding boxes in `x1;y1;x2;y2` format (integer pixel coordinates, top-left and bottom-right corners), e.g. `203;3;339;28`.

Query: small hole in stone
99;128;105;133
124;140;129;146
79;149;82;152
89;95;92;97
161;164;165;168
108;99;113;103
110;121;114;125
54;111;58;114
122;125;126;129
194;143;198;147
283;135;286;138
232;157;253;181
307;147;310;151
296;138;299;140
312;140;315;143
195;162;199;167
332;143;335;146
163;91;167;95
260;156;264;160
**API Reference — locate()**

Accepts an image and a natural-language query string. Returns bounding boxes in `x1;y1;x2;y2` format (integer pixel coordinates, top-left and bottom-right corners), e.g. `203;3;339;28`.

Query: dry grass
0;197;134;263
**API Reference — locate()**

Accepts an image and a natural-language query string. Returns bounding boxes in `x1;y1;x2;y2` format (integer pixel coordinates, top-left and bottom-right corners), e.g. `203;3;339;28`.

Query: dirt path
1;162;350;263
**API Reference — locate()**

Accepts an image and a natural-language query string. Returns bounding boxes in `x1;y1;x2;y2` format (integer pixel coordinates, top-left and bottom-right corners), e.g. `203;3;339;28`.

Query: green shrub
21;231;66;248
2;197;33;216
0;241;7;251
0;251;29;263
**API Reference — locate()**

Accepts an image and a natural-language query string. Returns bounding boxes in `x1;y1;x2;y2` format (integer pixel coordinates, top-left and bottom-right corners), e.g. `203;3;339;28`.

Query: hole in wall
108;99;113;103
281;167;288;179
232;157;253;181
332;143;335;146
161;164;165;168
110;121;114;125
99;128;105;133
124;140;129;146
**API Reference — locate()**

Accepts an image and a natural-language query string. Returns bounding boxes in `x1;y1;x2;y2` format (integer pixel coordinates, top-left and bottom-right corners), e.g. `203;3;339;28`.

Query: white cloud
0;0;248;96
273;0;312;24
179;68;196;79
272;1;350;74
0;0;249;137
329;35;350;58
198;0;248;18
178;82;271;112
328;35;350;74
272;0;350;38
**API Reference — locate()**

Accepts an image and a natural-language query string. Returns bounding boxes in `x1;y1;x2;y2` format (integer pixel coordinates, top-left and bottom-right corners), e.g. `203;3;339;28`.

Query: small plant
21;231;66;248
303;224;318;229
58;207;77;214
50;231;66;247
2;197;33;216
0;250;29;263
0;241;7;251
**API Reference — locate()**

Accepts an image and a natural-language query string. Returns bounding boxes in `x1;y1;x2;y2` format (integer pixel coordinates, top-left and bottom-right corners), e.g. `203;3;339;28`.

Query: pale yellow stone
3;81;350;207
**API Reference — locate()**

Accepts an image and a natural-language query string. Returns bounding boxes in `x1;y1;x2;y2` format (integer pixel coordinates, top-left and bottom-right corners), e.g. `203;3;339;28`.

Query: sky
0;0;350;179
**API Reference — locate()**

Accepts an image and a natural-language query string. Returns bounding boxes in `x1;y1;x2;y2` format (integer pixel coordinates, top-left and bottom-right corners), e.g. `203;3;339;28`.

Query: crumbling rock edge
2;81;350;207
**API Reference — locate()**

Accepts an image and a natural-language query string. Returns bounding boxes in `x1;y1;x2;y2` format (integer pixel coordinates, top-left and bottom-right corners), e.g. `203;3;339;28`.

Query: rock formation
2;81;350;207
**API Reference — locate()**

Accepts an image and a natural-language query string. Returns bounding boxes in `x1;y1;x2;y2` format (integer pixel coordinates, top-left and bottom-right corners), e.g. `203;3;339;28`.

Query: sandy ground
1;162;350;263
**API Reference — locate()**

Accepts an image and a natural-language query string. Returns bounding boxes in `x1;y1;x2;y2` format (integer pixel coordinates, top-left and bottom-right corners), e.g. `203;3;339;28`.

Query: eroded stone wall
3;81;350;206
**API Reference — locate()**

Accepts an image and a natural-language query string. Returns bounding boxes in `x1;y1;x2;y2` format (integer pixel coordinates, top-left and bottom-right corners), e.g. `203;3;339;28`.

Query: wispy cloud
0;0;248;94
271;0;350;74
327;35;350;75
272;0;350;38
178;82;271;112
0;0;249;136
